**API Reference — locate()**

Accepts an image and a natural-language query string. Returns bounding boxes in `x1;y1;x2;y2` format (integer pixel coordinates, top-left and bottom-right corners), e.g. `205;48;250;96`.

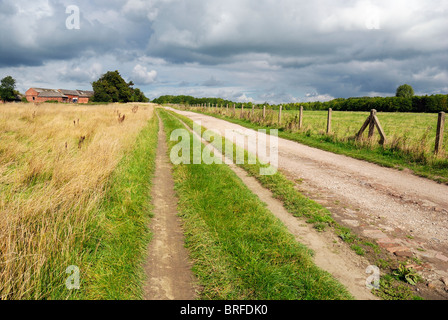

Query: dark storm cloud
1;0;447;102
0;0;146;68
142;0;448;98
202;76;224;87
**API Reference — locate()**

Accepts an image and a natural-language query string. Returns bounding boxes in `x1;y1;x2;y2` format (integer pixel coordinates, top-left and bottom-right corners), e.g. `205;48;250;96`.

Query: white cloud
305;93;335;102
58;62;103;83
235;93;254;103
122;0;161;21
132;64;157;84
412;67;448;83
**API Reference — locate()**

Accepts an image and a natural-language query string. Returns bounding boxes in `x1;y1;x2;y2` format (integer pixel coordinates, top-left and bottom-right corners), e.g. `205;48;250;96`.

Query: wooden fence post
241;104;244;119
368;109;376;139
435;112;446;155
357;111;372;139
372;111;387;145
299;106;303;129
233;104;236;117
263;105;266;119
327;108;332;134
279;105;283;124
356;109;387;145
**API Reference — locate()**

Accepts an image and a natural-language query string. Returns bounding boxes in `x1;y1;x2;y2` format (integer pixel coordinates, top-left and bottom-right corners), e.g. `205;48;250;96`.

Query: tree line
152;95;236;107
291;95;448;113
154;84;448;113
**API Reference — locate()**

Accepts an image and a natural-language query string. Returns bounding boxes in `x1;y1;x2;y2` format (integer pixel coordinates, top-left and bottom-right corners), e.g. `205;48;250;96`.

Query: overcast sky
1;0;447;103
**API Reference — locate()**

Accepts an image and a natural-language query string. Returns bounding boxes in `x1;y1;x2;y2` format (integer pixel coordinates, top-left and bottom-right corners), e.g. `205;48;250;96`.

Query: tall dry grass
0;103;154;299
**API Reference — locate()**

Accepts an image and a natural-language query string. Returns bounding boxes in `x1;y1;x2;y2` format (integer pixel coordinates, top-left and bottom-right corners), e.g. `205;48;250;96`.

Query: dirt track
167;107;448;297
143;114;197;300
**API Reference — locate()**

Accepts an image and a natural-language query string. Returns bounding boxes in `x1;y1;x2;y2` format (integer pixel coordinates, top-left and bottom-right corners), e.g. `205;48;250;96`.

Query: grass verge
74;115;158;300
159;108;352;300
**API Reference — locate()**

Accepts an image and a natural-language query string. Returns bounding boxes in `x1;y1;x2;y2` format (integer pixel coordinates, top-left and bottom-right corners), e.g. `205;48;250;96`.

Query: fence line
179;104;446;156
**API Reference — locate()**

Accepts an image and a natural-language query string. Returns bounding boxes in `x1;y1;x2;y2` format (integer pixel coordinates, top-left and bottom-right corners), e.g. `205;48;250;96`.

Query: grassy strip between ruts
158;108;353;300
182;108;448;184
165;109;424;300
72;115;159;300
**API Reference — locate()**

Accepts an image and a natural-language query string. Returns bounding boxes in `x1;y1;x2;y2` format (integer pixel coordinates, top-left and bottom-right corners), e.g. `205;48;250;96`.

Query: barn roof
77;90;94;97
28;87;94;99
39;91;68;98
30;88;54;93
59;89;80;96
30;88;67;98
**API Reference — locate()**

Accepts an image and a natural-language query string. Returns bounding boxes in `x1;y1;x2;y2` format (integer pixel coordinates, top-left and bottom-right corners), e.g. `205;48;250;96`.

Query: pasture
281;110;447;155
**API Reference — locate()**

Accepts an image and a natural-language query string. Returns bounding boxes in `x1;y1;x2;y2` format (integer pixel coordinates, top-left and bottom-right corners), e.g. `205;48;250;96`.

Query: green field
232;108;447;155
282;110;447;153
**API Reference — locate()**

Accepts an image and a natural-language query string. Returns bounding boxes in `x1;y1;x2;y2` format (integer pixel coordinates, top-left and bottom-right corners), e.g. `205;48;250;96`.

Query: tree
0;76;17;102
92;71;149;103
131;88;149;102
92;71;134;103
396;84;415;98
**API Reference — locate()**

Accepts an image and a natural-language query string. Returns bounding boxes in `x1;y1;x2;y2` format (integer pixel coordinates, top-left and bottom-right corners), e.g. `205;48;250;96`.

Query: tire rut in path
143;114;197;300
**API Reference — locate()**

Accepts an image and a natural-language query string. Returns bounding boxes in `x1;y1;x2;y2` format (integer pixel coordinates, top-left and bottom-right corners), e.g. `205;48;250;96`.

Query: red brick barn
59;89;80;103
26;88;68;103
76;90;94;104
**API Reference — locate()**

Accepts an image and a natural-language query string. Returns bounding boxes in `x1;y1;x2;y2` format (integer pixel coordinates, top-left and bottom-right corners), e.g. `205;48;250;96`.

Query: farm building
76;90;94;104
59;89;80;103
25;88;94;104
26;88;68;103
